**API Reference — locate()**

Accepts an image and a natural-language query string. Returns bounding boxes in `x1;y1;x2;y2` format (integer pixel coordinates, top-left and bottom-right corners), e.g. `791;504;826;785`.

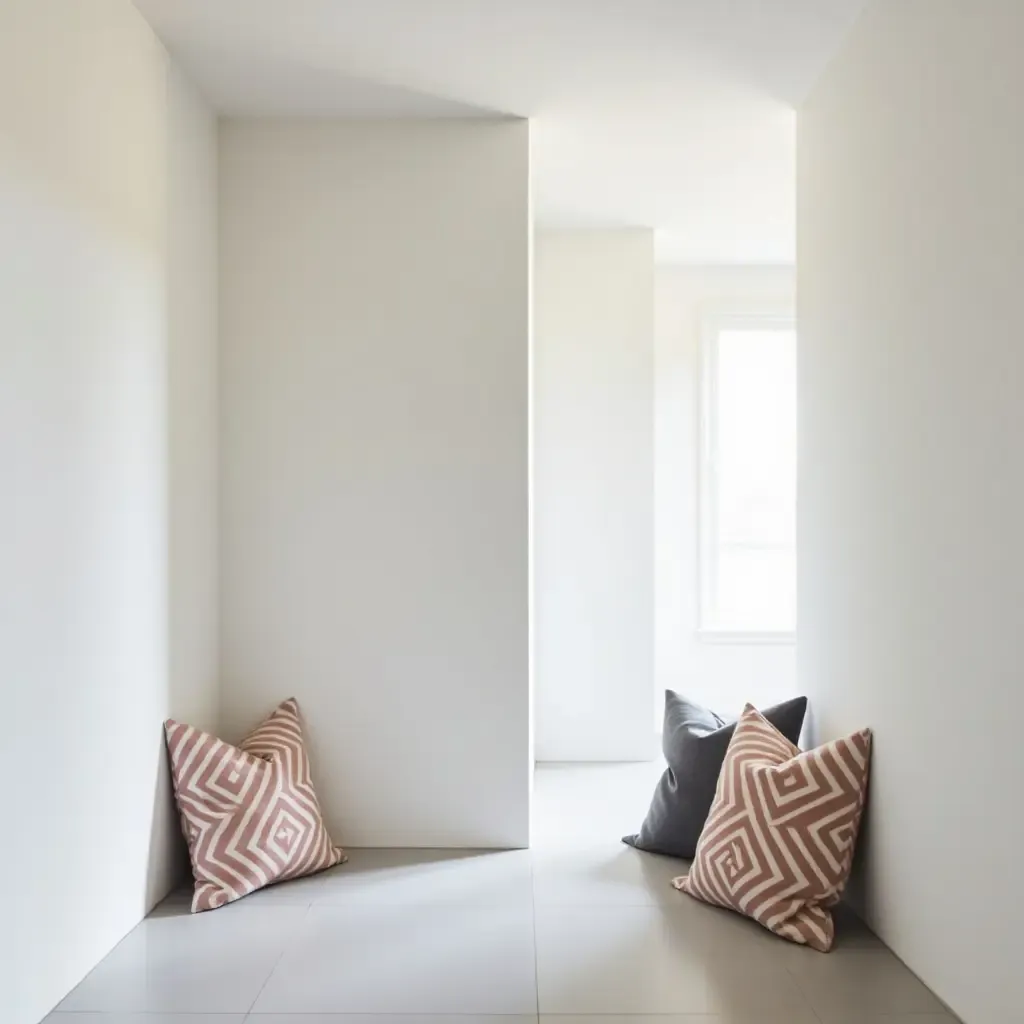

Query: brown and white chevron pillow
165;698;345;912
673;704;871;952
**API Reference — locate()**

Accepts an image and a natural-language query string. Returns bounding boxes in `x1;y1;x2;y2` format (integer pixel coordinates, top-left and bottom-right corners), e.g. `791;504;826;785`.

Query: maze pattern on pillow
165;698;345;912
674;704;871;952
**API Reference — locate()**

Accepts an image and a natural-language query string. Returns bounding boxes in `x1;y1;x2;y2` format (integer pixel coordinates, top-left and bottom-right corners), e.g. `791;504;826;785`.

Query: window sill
696;629;796;646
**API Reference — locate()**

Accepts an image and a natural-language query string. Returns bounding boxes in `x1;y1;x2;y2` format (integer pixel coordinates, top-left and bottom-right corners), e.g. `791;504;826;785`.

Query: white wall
533;229;655;762
0;3;218;1023
219;119;531;848
655;266;796;717
799;3;1024;1021
166;64;220;734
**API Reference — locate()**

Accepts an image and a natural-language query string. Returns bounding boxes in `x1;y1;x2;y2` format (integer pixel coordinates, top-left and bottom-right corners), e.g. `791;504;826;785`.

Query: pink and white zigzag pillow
165;698;345;911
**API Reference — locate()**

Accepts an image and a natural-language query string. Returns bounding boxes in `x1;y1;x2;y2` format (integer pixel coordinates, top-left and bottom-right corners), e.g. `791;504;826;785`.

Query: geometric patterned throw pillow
165;698;345;912
673;704;871;952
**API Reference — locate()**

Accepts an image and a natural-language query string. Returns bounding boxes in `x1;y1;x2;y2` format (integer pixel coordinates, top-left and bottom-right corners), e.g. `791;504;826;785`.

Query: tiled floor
51;764;957;1024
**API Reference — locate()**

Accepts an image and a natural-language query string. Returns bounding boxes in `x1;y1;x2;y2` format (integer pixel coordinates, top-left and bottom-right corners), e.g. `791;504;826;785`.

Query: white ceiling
135;0;865;264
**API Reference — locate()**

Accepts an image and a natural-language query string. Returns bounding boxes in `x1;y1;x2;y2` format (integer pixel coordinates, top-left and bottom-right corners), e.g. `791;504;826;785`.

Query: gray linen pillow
623;691;808;859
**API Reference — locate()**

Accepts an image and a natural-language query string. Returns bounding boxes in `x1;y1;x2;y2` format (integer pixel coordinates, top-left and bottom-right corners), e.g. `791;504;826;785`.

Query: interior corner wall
218;119;531;848
152;58;221;904
798;2;1024;1021
654;266;796;716
0;3;219;1023
533;229;655;762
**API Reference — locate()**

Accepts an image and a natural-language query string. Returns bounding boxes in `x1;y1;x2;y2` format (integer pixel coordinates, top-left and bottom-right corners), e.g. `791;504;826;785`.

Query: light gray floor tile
531;844;688;907
158;882;321;907
539;1015;819;1024
535;903;810;1015
231;870;334;904
155;849;533;909
651;885;806;959
46;1016;244;1024
532;762;664;849
309;847;534;906
56;903;308;1013
45;765;953;1024
784;948;950;1020
249;1017;538;1024
822;1016;958;1024
251;902;537;1014
827;903;888;950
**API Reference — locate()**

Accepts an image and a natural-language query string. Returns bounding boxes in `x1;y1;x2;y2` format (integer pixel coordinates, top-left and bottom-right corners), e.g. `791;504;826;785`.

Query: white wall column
533;229;655;761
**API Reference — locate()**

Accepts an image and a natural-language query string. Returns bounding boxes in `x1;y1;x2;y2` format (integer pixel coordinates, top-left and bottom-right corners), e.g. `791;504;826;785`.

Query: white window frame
697;307;797;645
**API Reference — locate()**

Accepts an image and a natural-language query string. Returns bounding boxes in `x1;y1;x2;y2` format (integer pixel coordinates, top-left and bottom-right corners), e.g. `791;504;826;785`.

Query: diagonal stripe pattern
673;703;871;952
165;698;345;912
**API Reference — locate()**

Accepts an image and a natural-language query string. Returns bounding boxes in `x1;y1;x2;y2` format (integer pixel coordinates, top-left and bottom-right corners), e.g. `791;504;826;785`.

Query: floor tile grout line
241;901;314;1018
781;959;826;1024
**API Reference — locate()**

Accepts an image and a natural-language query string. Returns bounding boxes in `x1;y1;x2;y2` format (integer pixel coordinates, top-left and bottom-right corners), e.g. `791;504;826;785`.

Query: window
699;312;796;638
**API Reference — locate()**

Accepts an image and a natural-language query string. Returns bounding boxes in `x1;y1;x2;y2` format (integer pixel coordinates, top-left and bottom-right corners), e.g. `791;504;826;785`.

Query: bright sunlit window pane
701;317;796;635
